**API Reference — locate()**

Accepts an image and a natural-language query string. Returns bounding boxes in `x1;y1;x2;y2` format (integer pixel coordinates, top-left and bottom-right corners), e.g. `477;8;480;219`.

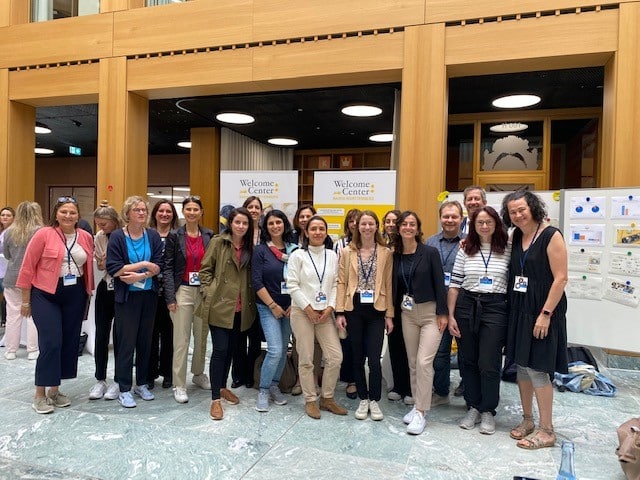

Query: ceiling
34;66;604;158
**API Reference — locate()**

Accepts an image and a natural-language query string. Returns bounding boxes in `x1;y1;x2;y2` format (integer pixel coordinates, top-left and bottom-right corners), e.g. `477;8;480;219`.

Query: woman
392;211;448;435
231;195;264;389
0;206;16;327
381;209;401;247
17;197;94;414
333;208;360;256
287;215;347;419
163;196;214;404
197;207;256;420
502;190;568;450
106;196;163;408
89;201;123;400
2;202;42;361
149;200;179;390
251;209;297;412
447;206;510;435
336;211;393;421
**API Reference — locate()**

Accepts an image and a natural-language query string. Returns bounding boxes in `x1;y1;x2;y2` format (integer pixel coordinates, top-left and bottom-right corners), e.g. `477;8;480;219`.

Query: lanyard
56;227;78;273
186;232;204;268
307;248;327;289
125;226;149;263
519;223;541;275
358;247;377;289
400;254;416;294
439;237;458;267
479;246;492;275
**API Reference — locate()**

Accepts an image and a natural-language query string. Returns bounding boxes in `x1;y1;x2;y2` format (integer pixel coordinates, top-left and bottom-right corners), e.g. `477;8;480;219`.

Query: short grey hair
121;196;149;223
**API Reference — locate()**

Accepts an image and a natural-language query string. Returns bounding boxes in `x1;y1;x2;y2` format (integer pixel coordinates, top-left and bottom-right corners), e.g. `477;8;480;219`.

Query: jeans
257;303;291;390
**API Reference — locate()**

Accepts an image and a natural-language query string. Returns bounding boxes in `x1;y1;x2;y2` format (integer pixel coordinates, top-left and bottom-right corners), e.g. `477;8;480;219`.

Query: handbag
253;348;297;393
616;418;640;480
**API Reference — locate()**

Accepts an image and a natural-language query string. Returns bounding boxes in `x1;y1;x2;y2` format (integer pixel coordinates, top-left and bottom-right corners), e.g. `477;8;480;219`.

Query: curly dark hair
501;190;547;228
391;211;423;253
260;209;294;244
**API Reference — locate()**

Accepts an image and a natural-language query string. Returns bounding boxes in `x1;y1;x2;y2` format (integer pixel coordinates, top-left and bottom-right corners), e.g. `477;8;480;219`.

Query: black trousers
346;297;385;402
114;290;157;392
210;313;241;400
94;280;116;381
387;312;411;397
231;315;262;385
455;289;508;415
149;294;173;381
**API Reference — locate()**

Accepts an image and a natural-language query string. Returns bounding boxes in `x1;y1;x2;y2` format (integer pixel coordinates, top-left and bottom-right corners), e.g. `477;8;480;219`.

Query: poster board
561;188;640;353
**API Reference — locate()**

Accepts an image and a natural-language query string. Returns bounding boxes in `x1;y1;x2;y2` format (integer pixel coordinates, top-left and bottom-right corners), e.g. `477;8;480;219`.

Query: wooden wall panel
7;101;36;204
0;70;8;206
113;0;253;57
9;63;99;106
0;0;28;27
0;14;113;69
426;0;629;24
445;9;618;67
190;128;220;231
252;0;425;39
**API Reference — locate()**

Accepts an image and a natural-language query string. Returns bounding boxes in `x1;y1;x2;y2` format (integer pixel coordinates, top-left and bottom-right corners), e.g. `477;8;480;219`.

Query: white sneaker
403;396;415;405
369;400;383;421
459;407;481;430
355;399;369;420
407;410;426;435
27;351;39;361
173;386;189;404
431;393;450;407
4;351;16;360
479;411;496;435
403;406;417;425
192;374;211;390
89;381;107;400
103;382;120;400
387;391;402;401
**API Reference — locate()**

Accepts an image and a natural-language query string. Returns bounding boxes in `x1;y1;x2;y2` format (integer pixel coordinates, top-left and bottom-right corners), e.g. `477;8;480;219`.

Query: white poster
611;195;640;219
219;170;298;229
566;275;602;300
568;224;605;247
568;249;602;274
569;196;606;219
603;276;639;308
610;252;640;277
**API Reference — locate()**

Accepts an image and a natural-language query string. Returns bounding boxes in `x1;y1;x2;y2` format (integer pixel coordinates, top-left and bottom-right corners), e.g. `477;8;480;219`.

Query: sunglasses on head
57;196;77;204
184;195;201;201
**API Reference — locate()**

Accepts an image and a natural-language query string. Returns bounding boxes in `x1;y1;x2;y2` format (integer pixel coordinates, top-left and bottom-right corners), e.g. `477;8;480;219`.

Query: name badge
513;275;529;293
107;277;115;291
63;273;77;286
360;290;374;304
314;291;327;309
189;271;201;286
280;281;289;295
133;278;146;289
444;272;451;287
401;294;414;311
478;275;494;292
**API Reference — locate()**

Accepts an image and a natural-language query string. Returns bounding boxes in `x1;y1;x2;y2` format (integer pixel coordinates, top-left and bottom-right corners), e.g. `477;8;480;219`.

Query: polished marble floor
0;338;636;480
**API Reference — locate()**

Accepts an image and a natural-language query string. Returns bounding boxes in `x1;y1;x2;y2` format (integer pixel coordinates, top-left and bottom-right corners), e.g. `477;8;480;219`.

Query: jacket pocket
40;248;59;272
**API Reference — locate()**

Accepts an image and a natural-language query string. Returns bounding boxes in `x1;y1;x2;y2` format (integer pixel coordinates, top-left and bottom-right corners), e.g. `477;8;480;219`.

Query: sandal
346;383;357;399
516;427;556;450
510;415;535;440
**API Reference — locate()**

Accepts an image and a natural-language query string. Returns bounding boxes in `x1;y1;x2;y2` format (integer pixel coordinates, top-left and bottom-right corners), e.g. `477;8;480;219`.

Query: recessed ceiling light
177;141;192;149
268;137;298;146
489;123;528;133
341;105;382;117
492;94;541;109
369;133;394;142
34;148;54;154
35;124;51;134
216;112;255;124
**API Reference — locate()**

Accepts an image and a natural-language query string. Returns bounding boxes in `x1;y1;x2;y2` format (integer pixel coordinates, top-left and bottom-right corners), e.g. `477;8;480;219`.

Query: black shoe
245;381;254;389
147;382;155;390
346;383;357;399
231;380;243;389
162;377;172;389
454;382;464;397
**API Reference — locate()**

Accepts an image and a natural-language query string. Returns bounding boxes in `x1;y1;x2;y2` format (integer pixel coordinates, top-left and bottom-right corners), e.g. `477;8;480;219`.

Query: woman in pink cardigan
17;197;94;414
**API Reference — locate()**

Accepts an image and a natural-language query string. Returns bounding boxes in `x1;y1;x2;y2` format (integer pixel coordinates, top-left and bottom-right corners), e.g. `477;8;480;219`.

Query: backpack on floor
567;346;599;371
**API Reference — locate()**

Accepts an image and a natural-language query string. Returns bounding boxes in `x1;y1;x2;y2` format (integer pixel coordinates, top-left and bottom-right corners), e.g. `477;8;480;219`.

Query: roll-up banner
313;170;397;240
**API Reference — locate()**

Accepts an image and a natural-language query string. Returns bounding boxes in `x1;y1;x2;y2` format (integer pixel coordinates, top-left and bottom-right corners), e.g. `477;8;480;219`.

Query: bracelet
21;303;31;307
541;309;553;317
269;302;277;309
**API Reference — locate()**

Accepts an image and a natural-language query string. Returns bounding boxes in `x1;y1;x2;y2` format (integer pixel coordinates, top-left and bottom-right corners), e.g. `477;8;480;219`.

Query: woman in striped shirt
447;205;510;436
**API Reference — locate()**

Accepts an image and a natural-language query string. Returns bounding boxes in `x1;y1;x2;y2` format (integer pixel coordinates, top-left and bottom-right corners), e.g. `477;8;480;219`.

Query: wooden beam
190;128;221;232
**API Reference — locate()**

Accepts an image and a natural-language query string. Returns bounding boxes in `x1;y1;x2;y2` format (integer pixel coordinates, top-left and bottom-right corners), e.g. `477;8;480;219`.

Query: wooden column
601;2;640;187
397;24;447;233
190;127;220;232
101;0;144;13
0;0;29;26
97;57;149;208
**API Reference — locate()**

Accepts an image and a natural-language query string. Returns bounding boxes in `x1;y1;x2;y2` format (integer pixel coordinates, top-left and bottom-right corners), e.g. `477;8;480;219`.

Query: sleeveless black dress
507;226;568;375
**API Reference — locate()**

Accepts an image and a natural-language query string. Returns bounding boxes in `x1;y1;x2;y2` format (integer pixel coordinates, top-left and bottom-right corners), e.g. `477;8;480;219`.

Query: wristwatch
541;309;552;316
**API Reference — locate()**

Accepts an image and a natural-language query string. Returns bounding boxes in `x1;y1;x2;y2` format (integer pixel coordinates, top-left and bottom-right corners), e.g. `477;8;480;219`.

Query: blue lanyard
519;223;541;275
125;227;149;263
56;227;78;273
400;254;416;294
438;237;458;268
479;246;492;275
358;247;377;289
307;248;327;289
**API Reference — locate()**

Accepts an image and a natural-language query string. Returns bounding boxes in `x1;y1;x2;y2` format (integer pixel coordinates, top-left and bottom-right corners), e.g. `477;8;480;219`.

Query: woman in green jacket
197;207;256;420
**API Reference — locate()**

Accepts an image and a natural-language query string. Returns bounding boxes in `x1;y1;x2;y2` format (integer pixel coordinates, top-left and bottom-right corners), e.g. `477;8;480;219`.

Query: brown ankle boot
305;401;321;419
319;397;347;415
210;400;223;420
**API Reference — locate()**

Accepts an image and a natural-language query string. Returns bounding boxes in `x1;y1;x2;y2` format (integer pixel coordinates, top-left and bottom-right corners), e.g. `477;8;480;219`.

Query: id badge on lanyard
189;271;201;286
478;275;494;292
444;272;451;287
314;291;327;309
107;277;115;291
280;281;289;295
401;294;414;311
63;273;77;286
513;275;528;293
360;289;374;304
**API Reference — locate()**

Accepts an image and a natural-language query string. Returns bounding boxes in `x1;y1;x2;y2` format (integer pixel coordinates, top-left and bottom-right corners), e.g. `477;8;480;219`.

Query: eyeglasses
132;208;148;214
475;220;495;226
57;196;77;204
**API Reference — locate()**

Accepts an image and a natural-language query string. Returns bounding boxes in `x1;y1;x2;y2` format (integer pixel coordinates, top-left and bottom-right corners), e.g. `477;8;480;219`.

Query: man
460;185;487;235
426;201;465;406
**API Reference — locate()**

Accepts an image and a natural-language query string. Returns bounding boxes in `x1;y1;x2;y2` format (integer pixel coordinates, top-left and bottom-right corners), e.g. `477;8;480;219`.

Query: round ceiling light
34;147;54;154
268;137;298;146
369;133;394;142
35;125;51;134
341;105;382;117
216;112;255;124
177;141;192;149
489;123;528;133
492;94;541;109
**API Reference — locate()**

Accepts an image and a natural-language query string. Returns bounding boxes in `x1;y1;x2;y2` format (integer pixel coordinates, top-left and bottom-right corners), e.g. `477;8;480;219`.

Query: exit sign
69;146;82;156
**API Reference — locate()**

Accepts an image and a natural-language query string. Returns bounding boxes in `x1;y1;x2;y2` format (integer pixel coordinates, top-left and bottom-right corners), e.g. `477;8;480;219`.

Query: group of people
3;186;568;448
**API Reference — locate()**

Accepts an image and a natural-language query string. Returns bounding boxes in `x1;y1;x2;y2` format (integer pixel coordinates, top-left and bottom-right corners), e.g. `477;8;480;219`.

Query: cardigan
2;227;41;288
251;243;295;309
336;243;394;317
16;226;95;295
287;244;338;311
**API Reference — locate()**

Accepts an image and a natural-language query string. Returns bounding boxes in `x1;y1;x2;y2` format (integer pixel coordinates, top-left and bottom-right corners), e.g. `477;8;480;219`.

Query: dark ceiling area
35;66;604;158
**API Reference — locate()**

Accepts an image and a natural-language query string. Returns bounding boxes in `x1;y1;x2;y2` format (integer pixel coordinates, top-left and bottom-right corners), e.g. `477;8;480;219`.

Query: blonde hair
121;196;149;224
6;201;44;246
94;200;123;229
